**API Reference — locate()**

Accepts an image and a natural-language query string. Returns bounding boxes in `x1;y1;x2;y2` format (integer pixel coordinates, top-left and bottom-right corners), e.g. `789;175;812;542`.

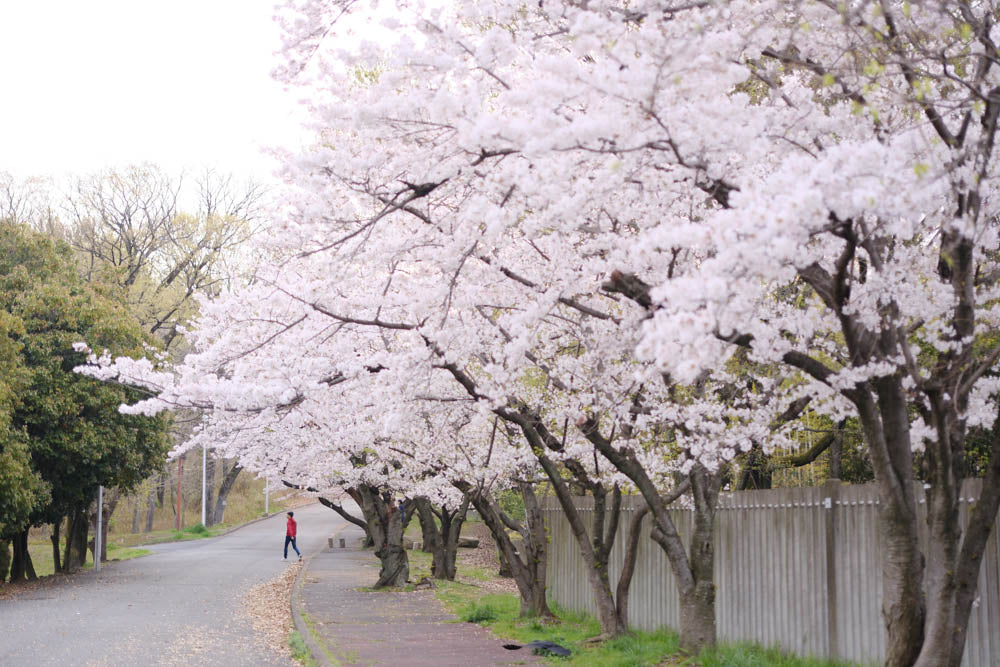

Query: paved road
0;503;345;667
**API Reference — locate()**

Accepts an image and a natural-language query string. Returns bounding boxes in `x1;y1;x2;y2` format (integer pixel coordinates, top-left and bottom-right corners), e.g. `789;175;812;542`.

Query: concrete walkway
294;526;539;666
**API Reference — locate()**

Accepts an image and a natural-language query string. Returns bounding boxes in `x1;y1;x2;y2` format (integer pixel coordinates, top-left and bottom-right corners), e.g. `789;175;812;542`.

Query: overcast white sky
0;0;305;180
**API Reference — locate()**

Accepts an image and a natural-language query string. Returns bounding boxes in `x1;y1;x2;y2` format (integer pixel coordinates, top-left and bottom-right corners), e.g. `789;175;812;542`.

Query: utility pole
176;455;183;531
95;485;103;572
201;445;207;526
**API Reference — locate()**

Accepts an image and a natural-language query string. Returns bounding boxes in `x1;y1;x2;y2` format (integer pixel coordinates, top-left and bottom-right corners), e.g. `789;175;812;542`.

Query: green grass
24;541;152;578
288;631;319;667
696;643;852;667
434;579;858;666
301;611;343;666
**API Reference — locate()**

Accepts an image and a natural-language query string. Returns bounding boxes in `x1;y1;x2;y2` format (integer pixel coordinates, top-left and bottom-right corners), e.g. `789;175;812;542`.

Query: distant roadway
0;502;344;666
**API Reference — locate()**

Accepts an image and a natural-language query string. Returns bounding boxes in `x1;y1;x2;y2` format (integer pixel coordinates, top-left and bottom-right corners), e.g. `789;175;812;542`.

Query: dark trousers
284;535;300;558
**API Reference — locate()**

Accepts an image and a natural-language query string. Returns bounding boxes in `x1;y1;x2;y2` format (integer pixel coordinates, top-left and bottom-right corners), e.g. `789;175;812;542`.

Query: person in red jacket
284;511;301;560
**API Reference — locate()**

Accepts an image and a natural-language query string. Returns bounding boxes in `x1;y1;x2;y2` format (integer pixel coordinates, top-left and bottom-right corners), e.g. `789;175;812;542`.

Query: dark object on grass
502;640;571;657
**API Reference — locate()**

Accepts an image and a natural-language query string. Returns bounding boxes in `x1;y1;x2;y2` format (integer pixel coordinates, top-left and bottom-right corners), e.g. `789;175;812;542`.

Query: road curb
290;522;351;667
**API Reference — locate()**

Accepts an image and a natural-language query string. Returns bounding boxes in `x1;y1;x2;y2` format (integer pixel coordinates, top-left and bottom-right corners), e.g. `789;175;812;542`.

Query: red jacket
286;516;297;537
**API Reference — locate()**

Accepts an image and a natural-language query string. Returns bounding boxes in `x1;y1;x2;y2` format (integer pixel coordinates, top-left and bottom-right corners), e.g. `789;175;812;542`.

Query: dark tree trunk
9;529;36;582
509;414;631;638
855;384;924;667
414;497;438;555
401;497;416;535
64;507;89;572
615;505;649;625
145;487;156;533
50;520;61;573
480;411;637;636
0;538;10;583
354;484;408;588
437;497;470;580
737;444;772;490
675;467;720;654
212;462;242;526
468;482;552;618
415;496;471;580
828;428;843;480
578;413;717;652
156;469;166;507
203;455;217;526
914;405;1000;666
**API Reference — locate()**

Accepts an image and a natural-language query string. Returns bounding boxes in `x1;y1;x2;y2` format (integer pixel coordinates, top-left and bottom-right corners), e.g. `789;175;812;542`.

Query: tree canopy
0;222;170;542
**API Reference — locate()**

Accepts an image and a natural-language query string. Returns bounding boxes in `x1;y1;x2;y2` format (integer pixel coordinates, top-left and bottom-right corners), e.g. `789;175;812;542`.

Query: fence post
823;479;840;659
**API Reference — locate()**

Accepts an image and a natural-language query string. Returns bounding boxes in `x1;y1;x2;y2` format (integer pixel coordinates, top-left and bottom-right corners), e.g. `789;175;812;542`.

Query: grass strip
288;630;319;667
434;577;857;666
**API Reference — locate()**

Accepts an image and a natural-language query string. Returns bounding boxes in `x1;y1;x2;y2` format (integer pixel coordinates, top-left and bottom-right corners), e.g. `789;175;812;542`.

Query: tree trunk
212;462;242;526
828;428;843;480
145;487;156;532
914;412;1000;666
203;454;217;526
355;485;409;588
856;385;924;667
50;520;61;573
438;497;470;580
615;505;649;626
415;497;438;555
469;483;552;618
156;469;166;507
9;529;36;581
674;467;719;654
533;450;627;638
579;413;718;652
416;496;470;580
131;499;141;534
0;538;9;583
64;507;89;572
89;489;119;563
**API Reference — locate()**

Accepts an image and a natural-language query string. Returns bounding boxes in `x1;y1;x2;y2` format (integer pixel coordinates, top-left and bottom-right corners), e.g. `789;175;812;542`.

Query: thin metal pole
176;456;183;531
95;485;103;572
201;446;207;526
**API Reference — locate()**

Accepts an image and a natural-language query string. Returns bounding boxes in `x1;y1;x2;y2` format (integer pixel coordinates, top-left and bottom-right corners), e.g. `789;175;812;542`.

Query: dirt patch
241;561;301;661
455;523;519;595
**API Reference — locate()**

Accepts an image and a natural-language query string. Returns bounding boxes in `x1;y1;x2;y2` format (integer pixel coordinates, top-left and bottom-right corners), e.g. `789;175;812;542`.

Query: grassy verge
24;542;152;578
25;522;233;579
433;571;855;666
288;630;320;667
301;610;344;666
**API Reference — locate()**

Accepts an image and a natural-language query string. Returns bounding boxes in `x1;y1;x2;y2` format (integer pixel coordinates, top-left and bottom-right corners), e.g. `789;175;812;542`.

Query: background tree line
0;165;263;582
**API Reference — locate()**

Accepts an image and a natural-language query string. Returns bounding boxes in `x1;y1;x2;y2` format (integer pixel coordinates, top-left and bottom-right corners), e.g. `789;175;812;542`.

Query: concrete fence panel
540;480;999;666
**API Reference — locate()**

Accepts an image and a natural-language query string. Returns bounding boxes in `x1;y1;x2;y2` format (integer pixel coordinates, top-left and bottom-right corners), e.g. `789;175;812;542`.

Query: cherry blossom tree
78;0;1000;663
270;1;1000;662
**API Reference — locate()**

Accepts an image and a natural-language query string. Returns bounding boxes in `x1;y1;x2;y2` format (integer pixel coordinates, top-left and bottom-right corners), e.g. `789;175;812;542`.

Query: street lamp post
95;485;102;572
201;445;207;526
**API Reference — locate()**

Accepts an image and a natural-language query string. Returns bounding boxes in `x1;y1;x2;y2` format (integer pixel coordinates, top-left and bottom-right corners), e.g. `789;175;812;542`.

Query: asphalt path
0;502;346;666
